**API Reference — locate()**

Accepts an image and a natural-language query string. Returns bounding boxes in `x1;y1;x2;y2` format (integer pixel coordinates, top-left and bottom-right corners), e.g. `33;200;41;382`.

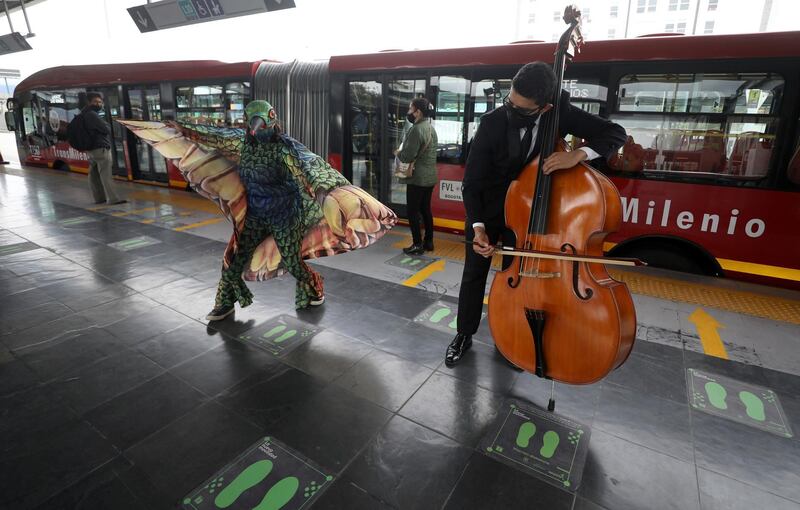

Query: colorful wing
116;120;247;230
117;120;397;282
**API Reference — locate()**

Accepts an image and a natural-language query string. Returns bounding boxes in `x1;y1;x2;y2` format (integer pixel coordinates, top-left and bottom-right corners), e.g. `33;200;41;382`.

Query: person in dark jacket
396;97;438;254
445;61;627;366
83;92;125;205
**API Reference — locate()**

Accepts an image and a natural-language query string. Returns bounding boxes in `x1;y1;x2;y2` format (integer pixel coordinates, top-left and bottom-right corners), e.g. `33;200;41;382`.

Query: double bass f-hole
561;243;593;300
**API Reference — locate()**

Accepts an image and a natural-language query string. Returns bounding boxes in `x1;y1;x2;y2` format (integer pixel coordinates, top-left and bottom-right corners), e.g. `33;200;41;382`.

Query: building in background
516;0;791;41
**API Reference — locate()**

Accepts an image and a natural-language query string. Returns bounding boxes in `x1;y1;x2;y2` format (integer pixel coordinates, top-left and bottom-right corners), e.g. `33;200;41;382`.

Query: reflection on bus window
388;78;425;205
431;75;469;163
562;77;607;151
26;90;66;146
176;82;250;127
348;80;382;200
610;72;784;179
176;84;225;125
788;117;800;186
469;78;511;143
226;82;250;126
618;73;782;114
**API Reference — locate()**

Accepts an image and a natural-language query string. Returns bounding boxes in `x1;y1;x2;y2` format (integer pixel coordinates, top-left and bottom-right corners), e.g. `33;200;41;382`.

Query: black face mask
506;106;538;129
90;105;103;112
406;112;417;124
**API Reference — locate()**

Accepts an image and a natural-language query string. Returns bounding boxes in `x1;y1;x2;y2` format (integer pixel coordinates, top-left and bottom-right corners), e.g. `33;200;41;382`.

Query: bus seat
729;131;763;175
610;135;645;172
699;130;725;172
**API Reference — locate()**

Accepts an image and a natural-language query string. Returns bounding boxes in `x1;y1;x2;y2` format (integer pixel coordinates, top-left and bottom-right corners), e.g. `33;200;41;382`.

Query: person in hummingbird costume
119;100;397;319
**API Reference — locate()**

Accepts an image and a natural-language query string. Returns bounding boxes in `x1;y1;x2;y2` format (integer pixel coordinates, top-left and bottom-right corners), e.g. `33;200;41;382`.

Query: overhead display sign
128;0;296;33
0;32;32;56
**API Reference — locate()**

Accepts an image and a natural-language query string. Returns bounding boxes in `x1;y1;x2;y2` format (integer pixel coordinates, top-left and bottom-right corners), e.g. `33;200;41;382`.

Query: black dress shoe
403;244;424;255
423;241;434;252
445;333;472;366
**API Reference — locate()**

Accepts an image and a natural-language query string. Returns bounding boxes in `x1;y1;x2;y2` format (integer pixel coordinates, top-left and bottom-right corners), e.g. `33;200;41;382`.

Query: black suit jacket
462;90;627;228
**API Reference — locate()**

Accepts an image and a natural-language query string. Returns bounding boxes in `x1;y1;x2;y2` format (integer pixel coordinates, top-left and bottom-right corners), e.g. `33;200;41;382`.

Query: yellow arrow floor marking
402;259;446;288
688;308;728;360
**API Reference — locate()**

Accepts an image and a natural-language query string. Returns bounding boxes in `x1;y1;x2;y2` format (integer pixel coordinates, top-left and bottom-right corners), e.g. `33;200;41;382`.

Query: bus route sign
128;0;296;33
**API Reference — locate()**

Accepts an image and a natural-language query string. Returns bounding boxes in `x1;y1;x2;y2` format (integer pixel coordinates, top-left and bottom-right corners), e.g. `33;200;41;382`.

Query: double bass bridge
519;270;561;279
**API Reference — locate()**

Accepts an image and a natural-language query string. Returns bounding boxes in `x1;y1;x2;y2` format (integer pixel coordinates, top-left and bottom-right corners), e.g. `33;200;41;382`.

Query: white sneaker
309;295;325;306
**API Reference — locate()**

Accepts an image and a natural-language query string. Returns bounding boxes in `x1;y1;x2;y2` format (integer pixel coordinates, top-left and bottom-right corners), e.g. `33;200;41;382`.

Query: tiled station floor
2;166;800;510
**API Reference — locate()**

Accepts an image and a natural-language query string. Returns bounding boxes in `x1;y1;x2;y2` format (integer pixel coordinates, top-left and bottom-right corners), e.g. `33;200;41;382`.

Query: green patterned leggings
214;219;324;310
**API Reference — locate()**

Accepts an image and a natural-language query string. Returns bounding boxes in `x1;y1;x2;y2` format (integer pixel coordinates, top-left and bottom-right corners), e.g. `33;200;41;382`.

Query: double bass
488;6;639;410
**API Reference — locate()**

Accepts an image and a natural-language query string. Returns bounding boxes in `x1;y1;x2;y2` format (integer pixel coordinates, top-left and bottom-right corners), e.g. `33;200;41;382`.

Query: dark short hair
87;92;103;102
411;97;434;118
512;62;557;105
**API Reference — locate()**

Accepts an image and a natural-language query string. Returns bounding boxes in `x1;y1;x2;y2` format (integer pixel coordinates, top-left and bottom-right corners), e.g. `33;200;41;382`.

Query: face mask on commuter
90;105;103;113
406;110;417;124
506;107;539;129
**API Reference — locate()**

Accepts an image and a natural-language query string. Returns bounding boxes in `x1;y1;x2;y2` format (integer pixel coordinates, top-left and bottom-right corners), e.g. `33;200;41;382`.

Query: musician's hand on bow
473;227;495;258
543;149;588;174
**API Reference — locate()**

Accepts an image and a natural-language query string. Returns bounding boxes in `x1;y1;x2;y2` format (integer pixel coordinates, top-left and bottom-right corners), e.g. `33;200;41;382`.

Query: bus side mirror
4;111;16;131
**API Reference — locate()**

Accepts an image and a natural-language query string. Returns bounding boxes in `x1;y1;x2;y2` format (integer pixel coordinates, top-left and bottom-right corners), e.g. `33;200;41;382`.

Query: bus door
95;86;127;177
346;79;383;204
344;77;427;216
385;77;426;216
126;86;167;182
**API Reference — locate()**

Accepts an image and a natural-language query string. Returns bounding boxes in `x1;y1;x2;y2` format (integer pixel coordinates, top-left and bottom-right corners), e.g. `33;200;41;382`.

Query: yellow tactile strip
608;270;800;326
391;233;800;325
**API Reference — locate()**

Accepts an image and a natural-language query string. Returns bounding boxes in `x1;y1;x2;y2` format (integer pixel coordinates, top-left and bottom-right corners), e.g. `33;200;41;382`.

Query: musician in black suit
445;61;627;366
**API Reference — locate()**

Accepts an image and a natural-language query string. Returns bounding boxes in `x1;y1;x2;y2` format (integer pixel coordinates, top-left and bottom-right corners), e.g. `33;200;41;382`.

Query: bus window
65;89;85;122
225;82;250;127
348;80;382;200
561;76;608;151
469;78;511;143
610;72;784;179
388;78;425;205
431;76;469;164
32;90;66;144
129;87;167;180
176;84;225;125
789;117;800;186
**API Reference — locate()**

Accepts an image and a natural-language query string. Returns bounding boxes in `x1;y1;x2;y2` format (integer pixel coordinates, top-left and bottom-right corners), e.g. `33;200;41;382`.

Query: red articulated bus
8;31;800;288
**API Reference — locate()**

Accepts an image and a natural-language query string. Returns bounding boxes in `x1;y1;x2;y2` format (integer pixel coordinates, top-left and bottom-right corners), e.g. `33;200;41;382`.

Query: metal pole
2;0;15;33
691;0;702;35
624;0;632;38
18;0;33;37
548;380;556;412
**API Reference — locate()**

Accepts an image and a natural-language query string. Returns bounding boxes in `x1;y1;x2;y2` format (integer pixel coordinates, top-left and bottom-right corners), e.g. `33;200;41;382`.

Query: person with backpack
70;92;125;205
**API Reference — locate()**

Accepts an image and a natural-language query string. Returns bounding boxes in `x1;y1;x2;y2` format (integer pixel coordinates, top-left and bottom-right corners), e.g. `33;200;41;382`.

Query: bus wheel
53;160;70;172
610;237;722;277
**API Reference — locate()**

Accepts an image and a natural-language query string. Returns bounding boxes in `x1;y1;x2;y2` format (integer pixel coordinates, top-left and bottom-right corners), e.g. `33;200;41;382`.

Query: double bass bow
488;5;638;411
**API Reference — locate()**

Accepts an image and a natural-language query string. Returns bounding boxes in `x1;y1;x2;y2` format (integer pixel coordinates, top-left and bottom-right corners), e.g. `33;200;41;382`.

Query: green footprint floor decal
739;391;765;421
705;381;728;410
515;422;536;448
429;307;451;324
215;460;273;508
252;477;299;510
448;317;457;329
540;430;560;459
263;325;286;339
274;330;297;343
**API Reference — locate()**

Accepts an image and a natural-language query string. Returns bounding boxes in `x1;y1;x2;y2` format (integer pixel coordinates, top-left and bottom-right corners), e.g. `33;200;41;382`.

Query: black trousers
456;223;512;335
406;184;434;245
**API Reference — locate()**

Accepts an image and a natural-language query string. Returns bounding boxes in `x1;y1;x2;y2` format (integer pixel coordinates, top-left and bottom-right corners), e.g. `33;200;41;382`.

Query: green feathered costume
119;100;396;310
